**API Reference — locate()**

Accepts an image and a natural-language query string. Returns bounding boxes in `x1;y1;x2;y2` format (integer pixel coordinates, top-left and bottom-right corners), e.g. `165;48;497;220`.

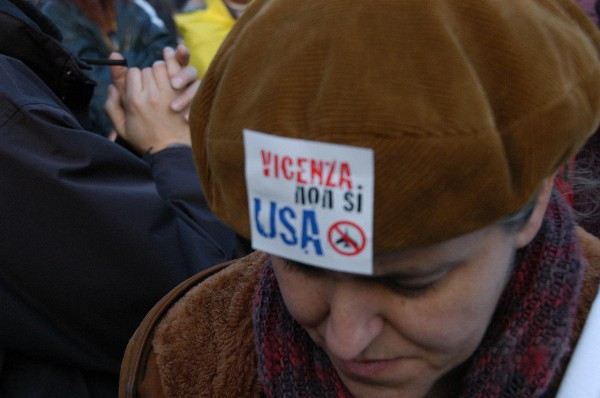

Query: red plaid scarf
253;194;584;397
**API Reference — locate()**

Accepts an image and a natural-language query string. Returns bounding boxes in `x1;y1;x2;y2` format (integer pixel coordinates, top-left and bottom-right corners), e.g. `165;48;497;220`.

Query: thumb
109;52;128;93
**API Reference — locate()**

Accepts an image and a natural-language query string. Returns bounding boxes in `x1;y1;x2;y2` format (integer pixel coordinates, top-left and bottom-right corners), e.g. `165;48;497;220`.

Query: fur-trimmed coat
120;228;600;397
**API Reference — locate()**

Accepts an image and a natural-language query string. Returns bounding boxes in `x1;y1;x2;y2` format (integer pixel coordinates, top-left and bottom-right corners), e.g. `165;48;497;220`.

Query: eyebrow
284;257;460;282
367;260;462;282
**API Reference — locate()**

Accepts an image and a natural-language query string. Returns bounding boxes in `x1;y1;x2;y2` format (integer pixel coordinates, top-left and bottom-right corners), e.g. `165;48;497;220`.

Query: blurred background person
578;0;600;26
175;0;250;78
41;0;178;137
0;0;244;396
144;0;182;41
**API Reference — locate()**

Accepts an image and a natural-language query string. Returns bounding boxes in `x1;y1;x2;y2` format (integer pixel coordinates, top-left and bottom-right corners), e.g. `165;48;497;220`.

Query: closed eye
379;279;438;297
280;258;453;298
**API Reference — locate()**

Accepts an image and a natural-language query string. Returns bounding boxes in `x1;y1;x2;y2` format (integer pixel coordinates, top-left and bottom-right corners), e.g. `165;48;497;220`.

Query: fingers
161;44;200;112
150;61;171;93
172;79;200;113
104;84;126;136
109;52;128;93
175;44;191;67
126;62;174;111
112;56;193;154
164;45;197;90
163;46;181;80
125;67;143;100
171;65;198;90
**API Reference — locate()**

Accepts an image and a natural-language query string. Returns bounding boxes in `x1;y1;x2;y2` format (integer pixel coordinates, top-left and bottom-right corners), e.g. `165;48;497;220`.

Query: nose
323;278;384;360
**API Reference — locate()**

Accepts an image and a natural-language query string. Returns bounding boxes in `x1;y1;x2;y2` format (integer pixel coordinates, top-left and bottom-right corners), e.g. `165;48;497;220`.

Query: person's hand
165;45;200;121
105;54;191;154
106;45;199;124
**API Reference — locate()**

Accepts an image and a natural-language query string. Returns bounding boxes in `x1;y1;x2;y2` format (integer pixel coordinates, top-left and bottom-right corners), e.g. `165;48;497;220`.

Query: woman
42;0;177;137
120;0;600;397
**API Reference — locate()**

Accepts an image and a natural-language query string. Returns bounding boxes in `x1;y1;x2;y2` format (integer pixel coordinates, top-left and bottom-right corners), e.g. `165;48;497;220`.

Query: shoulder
0;54;71;123
124;251;267;397
179;0;207;12
41;0;81;20
40;0;68;13
154;251;267;333
125;0;167;29
41;1;95;46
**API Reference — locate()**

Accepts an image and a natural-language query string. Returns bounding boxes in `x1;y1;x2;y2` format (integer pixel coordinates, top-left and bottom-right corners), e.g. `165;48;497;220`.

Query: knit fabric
253;194;584;397
253;261;352;397
461;194;584;397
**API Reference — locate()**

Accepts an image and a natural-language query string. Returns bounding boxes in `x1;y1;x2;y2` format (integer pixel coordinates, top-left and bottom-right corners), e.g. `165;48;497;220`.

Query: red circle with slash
328;221;367;256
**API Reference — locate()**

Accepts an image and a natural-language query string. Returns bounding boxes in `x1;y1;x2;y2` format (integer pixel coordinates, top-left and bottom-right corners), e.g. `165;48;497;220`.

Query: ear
514;176;555;248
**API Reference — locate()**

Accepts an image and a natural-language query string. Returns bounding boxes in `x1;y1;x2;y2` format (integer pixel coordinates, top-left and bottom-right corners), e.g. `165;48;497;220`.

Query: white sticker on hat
244;129;374;275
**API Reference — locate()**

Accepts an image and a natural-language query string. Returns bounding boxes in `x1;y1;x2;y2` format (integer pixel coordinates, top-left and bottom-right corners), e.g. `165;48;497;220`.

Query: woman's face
271;224;522;398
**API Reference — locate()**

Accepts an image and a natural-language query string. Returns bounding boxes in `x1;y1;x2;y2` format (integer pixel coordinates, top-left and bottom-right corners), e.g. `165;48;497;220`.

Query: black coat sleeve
0;56;238;376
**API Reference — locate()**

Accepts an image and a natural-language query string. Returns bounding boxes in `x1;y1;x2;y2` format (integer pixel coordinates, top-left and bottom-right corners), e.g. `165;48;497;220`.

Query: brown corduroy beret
190;0;600;252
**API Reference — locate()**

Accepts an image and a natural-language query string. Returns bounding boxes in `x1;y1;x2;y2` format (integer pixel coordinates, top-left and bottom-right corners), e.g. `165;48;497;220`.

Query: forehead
371;224;502;276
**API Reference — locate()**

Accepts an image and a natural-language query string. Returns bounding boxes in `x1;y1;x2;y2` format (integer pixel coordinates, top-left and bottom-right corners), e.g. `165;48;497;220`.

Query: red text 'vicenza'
261;150;353;189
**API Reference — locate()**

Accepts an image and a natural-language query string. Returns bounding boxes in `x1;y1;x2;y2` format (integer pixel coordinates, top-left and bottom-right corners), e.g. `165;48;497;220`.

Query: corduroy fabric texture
191;0;600;252
253;193;584;397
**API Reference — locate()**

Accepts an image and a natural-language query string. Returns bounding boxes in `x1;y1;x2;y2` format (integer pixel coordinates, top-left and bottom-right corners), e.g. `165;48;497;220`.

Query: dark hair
500;196;538;231
65;0;122;33
500;159;600;235
572;136;600;236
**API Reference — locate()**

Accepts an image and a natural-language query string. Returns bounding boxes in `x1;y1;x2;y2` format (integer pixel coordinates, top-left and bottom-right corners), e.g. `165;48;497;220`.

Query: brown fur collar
150;251;267;397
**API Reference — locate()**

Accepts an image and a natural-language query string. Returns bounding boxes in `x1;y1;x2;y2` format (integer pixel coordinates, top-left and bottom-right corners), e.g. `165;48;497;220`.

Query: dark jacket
0;1;240;396
41;0;178;136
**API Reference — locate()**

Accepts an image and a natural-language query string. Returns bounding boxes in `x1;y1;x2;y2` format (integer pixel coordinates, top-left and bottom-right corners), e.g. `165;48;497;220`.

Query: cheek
272;266;329;327
409;293;499;361
395;252;514;363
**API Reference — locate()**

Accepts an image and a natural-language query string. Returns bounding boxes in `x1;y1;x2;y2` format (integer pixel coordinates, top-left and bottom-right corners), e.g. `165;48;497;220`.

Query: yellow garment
175;0;237;78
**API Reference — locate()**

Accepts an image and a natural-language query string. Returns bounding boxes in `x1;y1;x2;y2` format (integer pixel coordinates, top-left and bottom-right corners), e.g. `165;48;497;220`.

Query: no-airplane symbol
328;221;366;256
